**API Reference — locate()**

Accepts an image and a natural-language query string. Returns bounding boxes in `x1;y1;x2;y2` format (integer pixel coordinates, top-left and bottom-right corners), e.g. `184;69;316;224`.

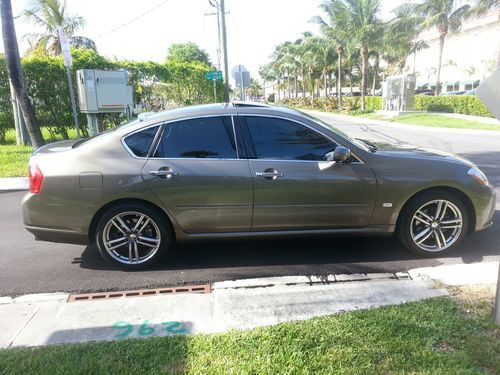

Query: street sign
205;71;223;80
232;65;251;88
57;26;72;67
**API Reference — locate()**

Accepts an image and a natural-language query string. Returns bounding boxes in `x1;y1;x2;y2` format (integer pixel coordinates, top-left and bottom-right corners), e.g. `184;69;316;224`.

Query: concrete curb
0;278;447;348
408;261;499;286
0;177;28;191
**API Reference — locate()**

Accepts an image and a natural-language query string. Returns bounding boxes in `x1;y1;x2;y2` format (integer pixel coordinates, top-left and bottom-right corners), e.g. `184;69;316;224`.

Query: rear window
123;126;159;157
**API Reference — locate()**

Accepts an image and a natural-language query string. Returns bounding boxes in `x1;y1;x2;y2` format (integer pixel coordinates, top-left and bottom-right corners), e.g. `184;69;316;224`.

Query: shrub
415;96;492;117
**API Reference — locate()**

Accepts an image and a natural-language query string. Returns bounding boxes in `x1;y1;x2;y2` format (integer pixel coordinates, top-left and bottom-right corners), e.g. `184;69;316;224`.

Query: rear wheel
398;191;468;256
95;203;171;269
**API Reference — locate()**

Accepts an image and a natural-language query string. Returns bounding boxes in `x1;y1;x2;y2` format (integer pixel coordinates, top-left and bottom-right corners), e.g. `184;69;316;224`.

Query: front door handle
150;168;178;179
256;169;284;180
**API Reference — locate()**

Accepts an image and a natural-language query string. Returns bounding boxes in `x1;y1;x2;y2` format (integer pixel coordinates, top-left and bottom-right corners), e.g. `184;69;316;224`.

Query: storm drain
67;284;211;302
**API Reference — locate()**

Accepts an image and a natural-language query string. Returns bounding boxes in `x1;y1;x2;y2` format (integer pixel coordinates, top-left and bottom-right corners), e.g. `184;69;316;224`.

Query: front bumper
474;184;496;232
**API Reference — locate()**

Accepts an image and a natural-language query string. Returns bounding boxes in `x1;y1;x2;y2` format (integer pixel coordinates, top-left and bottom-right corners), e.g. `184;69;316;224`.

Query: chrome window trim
237;113;365;164
121;123;164;160
147;114;239;161
121;112;364;164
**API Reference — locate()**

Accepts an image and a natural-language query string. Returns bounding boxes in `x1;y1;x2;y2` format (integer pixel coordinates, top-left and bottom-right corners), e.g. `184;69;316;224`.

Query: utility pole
219;0;230;102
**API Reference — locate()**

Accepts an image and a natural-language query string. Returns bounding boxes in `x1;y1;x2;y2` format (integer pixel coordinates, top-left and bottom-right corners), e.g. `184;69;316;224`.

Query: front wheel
398;191;469;256
95;203;171;269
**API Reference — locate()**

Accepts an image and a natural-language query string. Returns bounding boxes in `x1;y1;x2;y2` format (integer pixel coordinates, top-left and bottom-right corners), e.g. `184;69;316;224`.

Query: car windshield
72;118;140;148
296;110;370;152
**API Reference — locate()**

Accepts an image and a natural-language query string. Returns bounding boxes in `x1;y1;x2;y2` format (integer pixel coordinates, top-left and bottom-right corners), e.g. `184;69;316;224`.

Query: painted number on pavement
112;320;189;339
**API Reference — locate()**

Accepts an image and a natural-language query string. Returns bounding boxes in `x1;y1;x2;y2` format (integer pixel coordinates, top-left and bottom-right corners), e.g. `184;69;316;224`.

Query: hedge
280;95;492;118
280;96;382;113
0;49;224;142
414;96;492;117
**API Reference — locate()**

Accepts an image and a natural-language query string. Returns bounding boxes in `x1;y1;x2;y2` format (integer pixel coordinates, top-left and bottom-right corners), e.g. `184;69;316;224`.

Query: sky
0;0;405;80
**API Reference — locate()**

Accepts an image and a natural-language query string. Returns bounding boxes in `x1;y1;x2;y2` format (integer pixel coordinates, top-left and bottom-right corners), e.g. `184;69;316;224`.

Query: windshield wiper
356;138;378;152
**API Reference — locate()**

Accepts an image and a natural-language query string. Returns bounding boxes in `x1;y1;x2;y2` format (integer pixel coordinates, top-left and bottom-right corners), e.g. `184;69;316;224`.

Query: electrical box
382;74;416;112
76;69;133;113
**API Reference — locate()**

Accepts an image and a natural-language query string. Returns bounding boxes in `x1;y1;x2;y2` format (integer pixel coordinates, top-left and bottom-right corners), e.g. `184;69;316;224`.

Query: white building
408;8;499;93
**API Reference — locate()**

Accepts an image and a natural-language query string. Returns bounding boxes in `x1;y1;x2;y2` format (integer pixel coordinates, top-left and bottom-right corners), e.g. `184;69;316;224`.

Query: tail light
29;164;43;194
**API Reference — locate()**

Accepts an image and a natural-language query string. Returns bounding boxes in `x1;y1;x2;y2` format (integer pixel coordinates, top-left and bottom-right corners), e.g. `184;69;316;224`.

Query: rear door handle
256;169;284;180
150;169;178;179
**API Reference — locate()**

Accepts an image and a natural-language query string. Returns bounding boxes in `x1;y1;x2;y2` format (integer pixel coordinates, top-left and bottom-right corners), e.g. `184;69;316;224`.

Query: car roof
130;102;304;129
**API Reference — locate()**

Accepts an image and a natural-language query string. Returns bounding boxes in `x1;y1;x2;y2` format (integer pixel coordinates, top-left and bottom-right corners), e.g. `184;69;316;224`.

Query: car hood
33;139;81;155
372;141;475;167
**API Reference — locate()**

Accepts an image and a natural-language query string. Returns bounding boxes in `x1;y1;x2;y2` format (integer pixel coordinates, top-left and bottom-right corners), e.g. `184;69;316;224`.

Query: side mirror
333;146;351;163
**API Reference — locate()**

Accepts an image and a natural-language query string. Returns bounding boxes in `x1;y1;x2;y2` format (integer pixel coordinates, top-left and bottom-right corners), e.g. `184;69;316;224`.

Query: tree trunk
301;70;306;101
1;0;44;148
435;33;446;95
360;45;368;111
324;69;328;98
372;55;379;95
337;45;343;111
348;69;353;95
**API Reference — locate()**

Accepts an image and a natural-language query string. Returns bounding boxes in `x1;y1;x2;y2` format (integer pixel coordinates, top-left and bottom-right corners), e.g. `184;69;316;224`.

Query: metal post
65;65;80;138
213;78;217;102
220;0;230;102
494;261;500;323
239;65;244;101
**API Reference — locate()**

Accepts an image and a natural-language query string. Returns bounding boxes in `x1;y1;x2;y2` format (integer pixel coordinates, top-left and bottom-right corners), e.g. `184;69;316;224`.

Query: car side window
124;126;160;157
242;116;336;161
154;116;236;159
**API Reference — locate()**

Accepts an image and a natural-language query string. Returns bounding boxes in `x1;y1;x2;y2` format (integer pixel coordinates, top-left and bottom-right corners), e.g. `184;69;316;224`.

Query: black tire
398;191;469;257
95;203;172;270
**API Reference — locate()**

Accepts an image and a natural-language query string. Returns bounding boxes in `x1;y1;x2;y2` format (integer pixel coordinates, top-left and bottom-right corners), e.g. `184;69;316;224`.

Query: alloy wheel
102;211;162;265
410;199;463;252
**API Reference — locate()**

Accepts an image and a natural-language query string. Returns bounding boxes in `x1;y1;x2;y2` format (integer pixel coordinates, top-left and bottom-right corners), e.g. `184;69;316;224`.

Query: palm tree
416;0;471;95
313;0;350;110
1;0;44;147
22;0;96;55
385;3;428;74
316;0;382;110
304;36;337;98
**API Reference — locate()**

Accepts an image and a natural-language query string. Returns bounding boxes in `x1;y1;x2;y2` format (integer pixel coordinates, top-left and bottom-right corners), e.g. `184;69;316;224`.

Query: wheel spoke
133;241;140;261
111;219;127;235
132;215;145;232
137;219;151;236
438;202;448;221
438;229;447;247
106;238;128;251
414;227;431;243
441;219;461;225
435;231;442;250
138;236;160;244
415;210;433;225
434;201;443;220
128;242;133;263
116;216;131;233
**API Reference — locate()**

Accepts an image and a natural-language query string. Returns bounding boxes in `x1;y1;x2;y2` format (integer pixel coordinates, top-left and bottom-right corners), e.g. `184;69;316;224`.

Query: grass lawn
0;128;78;177
0;286;497;374
354;112;500;131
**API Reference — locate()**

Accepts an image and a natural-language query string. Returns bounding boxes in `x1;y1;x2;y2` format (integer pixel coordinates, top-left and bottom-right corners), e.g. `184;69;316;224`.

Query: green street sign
205;71;223;80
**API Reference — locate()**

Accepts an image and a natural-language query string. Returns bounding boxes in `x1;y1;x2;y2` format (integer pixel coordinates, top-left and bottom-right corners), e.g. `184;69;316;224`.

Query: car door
238;115;377;231
142;116;253;233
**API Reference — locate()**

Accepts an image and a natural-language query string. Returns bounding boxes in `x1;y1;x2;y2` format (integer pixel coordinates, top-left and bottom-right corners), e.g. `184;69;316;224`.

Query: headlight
468;167;489;186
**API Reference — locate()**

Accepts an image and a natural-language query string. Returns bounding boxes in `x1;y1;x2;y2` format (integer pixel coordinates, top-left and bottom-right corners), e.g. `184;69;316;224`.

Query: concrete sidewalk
0;177;28;191
0;273;447;348
1;262;497;349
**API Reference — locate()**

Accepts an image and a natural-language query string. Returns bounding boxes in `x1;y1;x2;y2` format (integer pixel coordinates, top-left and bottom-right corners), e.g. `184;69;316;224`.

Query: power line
95;0;169;39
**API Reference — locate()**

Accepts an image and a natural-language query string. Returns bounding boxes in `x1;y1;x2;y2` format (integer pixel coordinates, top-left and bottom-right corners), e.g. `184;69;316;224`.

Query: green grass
0;128;79;177
0;287;498;374
353;113;500;131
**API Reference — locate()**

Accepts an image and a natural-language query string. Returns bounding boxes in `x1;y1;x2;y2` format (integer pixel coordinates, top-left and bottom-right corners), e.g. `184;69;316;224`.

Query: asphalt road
1;113;499;296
